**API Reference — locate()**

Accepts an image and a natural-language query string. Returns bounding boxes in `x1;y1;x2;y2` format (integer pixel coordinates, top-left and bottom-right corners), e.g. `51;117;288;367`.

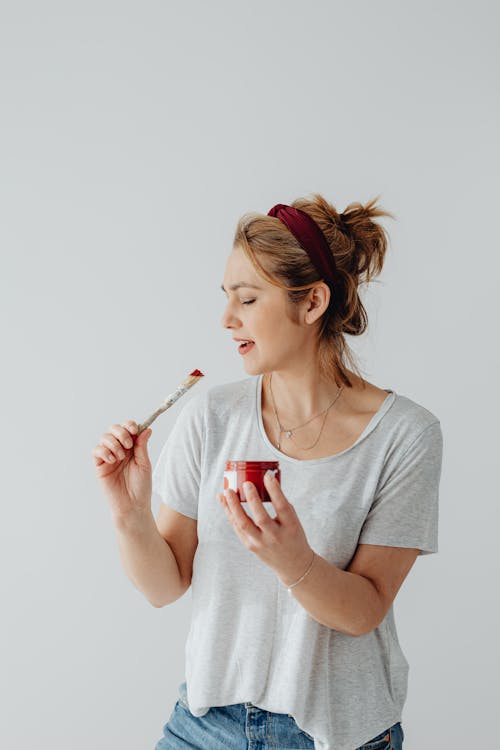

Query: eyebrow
220;282;262;292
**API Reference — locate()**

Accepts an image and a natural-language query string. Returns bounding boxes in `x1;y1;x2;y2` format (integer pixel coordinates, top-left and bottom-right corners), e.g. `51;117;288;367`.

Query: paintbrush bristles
136;370;205;434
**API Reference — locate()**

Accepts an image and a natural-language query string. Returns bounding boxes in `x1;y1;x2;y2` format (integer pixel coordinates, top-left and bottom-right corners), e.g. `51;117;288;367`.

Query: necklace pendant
286;430;292;438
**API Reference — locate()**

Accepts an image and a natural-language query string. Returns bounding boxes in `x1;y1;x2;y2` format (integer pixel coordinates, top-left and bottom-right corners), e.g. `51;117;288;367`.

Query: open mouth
238;340;255;354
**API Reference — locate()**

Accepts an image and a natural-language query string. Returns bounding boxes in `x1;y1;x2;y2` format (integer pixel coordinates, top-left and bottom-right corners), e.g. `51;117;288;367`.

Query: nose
220;303;239;330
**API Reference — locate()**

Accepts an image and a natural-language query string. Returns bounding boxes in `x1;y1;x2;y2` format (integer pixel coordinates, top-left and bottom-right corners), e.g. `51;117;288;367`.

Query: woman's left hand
217;470;314;587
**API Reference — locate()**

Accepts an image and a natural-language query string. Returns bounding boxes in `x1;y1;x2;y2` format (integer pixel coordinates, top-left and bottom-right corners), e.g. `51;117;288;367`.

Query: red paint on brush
190;369;204;377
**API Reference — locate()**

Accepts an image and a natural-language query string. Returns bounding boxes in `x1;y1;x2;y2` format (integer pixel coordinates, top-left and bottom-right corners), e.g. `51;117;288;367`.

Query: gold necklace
268;373;344;451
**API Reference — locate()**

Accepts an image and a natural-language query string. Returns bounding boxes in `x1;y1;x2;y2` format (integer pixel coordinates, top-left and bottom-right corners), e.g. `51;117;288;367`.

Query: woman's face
220;246;326;375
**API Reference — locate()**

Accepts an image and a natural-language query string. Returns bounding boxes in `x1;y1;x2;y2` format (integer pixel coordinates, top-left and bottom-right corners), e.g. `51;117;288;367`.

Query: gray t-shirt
152;373;443;750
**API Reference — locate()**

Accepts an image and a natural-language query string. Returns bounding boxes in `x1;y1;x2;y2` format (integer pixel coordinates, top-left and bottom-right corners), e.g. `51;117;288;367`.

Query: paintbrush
135;369;204;435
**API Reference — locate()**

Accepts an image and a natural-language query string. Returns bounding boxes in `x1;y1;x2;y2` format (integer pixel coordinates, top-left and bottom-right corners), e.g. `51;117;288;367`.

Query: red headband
267;203;337;293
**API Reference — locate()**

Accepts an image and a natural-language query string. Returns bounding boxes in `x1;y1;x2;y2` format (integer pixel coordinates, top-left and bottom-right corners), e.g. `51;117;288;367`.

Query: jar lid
225;460;279;470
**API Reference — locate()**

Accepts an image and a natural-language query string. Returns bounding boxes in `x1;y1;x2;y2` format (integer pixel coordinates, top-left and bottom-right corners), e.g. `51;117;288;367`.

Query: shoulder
392;387;440;419
381;391;443;472
390;391;441;435
349;376;441;443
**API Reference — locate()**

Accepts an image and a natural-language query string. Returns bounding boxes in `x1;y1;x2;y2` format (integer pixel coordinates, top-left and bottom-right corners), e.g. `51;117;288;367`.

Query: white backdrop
1;2;497;748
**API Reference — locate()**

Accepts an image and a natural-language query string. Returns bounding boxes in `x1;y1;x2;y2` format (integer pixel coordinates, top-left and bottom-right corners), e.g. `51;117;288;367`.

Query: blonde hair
232;192;395;389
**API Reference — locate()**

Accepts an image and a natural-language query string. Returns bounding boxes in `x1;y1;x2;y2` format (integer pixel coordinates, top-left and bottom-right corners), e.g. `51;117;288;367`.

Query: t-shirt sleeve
358;420;443;555
151;392;205;520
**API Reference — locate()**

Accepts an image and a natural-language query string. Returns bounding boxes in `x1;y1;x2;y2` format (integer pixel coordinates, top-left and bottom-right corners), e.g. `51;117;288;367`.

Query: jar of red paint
224;460;281;502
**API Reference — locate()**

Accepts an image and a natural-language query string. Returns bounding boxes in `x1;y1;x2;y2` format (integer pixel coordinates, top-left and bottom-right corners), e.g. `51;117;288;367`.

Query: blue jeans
154;681;404;749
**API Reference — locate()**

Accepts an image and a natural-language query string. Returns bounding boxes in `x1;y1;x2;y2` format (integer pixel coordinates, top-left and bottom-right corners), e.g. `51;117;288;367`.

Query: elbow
150;597;178;608
354;586;386;637
354;623;374;637
350;620;373;637
149;580;191;608
354;612;384;637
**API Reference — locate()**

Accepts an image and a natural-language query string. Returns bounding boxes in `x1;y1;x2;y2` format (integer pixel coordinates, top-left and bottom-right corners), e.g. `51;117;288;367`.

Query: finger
92;445;117;464
101;434;126;460
109;424;135;450
218;492;237;527
264;471;290;513
121;420;138;435
243;482;272;526
217;492;229;512
219;492;257;551
91;446;106;466
223;489;259;535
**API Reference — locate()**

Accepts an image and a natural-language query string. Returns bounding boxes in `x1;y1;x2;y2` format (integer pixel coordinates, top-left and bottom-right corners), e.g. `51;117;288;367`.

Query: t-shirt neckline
255;372;397;466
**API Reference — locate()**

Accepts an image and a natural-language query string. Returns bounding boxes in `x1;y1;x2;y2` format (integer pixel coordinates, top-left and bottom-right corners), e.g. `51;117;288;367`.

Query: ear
304;282;331;325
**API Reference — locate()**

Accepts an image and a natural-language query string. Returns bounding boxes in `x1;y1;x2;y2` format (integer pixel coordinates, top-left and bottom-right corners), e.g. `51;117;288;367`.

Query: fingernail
265;469;275;481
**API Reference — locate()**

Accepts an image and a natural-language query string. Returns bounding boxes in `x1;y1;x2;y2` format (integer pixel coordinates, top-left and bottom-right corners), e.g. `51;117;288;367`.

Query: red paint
190;369;204;377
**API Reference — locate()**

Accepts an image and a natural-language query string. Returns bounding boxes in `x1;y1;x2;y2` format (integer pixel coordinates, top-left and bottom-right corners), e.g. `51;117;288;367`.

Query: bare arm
282;544;420;636
114;509;188;607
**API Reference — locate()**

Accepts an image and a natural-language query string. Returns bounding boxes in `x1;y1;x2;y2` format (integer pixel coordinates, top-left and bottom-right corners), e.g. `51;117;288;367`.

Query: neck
264;369;344;424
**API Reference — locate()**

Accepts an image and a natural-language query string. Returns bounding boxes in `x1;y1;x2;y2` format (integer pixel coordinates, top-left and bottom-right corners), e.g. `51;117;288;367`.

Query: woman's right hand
91;421;153;522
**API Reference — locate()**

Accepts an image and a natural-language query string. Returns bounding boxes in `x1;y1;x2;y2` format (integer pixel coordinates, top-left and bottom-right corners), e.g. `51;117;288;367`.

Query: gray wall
1;1;497;748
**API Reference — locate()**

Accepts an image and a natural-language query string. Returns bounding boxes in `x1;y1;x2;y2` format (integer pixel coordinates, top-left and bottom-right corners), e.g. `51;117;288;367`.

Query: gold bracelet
286;551;316;595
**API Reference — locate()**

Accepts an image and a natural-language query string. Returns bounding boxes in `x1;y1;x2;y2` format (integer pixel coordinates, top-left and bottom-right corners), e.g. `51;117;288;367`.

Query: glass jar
224;460;281;502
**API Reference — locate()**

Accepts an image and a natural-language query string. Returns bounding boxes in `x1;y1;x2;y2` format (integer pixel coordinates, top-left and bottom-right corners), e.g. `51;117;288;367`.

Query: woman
93;194;443;750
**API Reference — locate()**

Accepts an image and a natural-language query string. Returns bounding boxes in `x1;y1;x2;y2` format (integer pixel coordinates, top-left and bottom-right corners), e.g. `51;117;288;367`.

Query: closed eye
242;299;256;305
